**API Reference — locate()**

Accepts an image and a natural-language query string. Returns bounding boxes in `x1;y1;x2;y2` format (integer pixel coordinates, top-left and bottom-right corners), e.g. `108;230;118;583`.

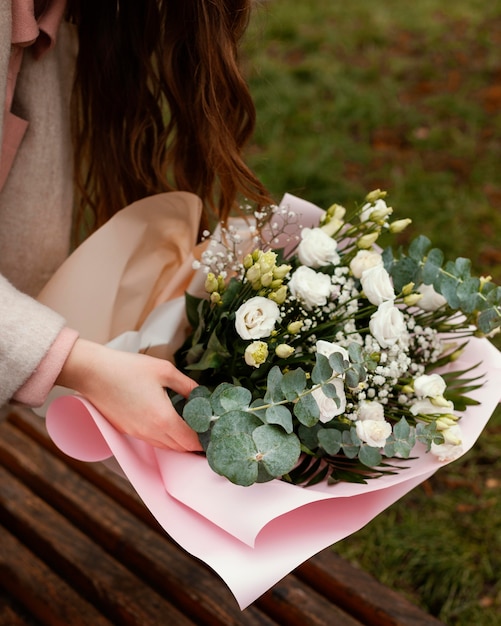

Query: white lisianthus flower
235;296;280;340
413;373;447;399
244;341;269;368
349;249;383;279
357;400;385;422
360;264;395;305
431;425;464;462
369;300;406;348
288;266;333;310
316;340;350;364
297;227;340;268
356;419;392;448
312;380;346;423
409;398;454;417
417;283;447;311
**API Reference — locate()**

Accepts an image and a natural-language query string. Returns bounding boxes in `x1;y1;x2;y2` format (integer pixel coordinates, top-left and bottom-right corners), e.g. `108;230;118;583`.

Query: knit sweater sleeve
0;274;78;407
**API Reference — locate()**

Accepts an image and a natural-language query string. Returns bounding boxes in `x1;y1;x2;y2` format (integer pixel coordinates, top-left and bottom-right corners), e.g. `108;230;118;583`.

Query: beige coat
0;4;77;405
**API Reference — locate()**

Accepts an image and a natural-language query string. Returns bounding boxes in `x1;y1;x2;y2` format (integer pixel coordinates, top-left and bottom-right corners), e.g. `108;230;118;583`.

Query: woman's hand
56;338;202;451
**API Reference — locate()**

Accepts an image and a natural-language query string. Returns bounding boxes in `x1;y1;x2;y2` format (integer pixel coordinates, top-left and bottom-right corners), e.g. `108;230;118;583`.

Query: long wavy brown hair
67;0;271;239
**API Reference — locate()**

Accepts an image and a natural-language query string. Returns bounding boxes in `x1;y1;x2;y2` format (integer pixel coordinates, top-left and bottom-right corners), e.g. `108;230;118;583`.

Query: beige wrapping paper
38;191;203;344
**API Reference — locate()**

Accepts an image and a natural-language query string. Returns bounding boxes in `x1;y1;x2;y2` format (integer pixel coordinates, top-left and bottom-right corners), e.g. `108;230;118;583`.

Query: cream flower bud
273;264;292;280
217;275;226;292
431;395;452;408
326;203;347;220
357;232;380;249
260;271;274;287
243;253;254;269
246;265;261;284
258;251;277;274
275;344;295;359
403;293;423;306
205;272;219;293
244;341;269;368
321;218;343;237
402;282;415;296
365;189;387;203
210;292;221;305
370;205;393;223
436;416;458;430
268;285;288;305
389;218;412;234
287;321;303;334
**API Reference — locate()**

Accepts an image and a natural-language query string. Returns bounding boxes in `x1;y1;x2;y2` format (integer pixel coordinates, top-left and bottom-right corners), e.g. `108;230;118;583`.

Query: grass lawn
242;2;501;624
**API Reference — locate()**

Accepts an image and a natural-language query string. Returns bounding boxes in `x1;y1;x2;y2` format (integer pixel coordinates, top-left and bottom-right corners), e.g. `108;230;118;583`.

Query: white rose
360;264;395;305
297;227;340;268
312;380;346;423
413;373;446;399
315;340;350;365
288;266;333;310
417;283;447;312
357;400;385;421
235;296;280;340
369;300;406;348
349;249;383;279
356;419;392;448
409;398;454;416
431;425;464;462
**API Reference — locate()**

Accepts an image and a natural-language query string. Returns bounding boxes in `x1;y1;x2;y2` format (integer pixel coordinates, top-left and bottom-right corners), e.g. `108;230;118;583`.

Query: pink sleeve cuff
13;327;79;407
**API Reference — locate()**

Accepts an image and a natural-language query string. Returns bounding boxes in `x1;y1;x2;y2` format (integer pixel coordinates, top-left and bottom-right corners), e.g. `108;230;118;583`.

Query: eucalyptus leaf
422;248;444;283
264;366;285;403
253;425;301;477
328;352;346;374
265;405;294;433
211;410;262;438
341;429;360;459
182;397;213;433
219;386;252;412
281;368;307;401
436;272;460;309
206;434;258;486
409;235;431;261
391;256;420;292
311;353;333;384
345;368;361;389
294;393;320;426
358;444;382;467
210;382;238;415
457;277;481;313
318;428;342;455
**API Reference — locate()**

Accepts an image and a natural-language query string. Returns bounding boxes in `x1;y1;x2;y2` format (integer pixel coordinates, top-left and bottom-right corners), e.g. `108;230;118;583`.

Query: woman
0;0;271;449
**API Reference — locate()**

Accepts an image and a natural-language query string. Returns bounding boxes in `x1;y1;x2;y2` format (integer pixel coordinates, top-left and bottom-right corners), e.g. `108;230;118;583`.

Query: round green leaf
294;393;320;427
206;434;258;486
211;410;262;438
219;386;252;412
253;425;301;477
265;404;293;433
318;428;342;455
182;397;213;432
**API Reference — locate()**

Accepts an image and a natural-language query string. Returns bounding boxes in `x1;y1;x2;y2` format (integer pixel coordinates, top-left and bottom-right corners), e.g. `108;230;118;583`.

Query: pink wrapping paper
40;192;501;609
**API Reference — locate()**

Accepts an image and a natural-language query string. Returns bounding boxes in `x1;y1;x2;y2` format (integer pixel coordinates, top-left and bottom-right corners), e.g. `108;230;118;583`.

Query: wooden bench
0;408;445;625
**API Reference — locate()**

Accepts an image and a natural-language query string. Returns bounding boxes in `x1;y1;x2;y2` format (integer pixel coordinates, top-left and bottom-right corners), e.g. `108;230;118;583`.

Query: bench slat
0;524;113;626
0;465;197;626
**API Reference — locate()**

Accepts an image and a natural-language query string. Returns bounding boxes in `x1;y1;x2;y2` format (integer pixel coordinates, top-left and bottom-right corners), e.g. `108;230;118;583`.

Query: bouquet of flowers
175;190;501;487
